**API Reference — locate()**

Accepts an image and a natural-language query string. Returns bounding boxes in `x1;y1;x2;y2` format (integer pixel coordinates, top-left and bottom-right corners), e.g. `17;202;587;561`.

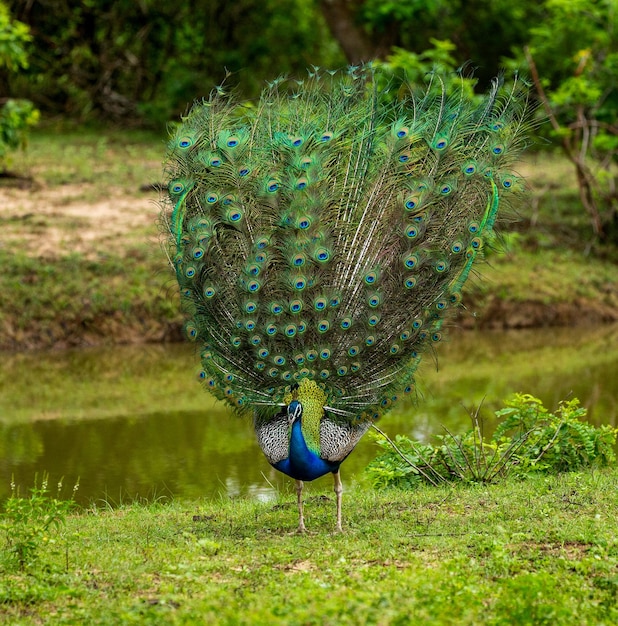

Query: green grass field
1;470;617;624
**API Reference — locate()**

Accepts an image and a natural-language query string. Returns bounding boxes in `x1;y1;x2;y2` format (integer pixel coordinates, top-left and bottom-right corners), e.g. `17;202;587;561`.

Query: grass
1;470;618;624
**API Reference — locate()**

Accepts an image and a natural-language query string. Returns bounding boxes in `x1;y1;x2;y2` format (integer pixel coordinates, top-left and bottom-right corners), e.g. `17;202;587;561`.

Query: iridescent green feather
162;67;532;428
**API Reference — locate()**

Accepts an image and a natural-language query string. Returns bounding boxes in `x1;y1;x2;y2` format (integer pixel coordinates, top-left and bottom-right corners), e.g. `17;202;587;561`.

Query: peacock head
287;399;303;424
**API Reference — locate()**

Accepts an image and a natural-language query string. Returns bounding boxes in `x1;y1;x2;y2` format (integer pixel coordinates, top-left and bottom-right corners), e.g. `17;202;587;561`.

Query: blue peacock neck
273;416;339;482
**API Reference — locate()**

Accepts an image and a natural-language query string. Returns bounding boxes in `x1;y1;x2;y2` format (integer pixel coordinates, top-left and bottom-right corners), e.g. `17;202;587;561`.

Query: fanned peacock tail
162;66;531;429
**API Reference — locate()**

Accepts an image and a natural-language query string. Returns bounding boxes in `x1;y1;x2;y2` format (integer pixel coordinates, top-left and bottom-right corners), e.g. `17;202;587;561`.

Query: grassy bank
1;470;618;624
1;129;618;351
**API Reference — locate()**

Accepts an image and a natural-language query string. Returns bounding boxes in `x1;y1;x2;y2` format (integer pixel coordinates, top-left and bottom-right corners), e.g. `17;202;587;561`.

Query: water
1;324;617;505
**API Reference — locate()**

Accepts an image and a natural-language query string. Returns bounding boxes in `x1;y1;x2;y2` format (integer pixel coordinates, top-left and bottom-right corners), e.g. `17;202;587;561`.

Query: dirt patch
0;181;161;259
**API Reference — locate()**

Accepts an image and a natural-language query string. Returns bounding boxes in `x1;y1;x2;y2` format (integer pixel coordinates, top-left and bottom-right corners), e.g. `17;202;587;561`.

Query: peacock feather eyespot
266;324;277;336
177;136;194;149
206;193;219;204
266;179;279;193
210;157;222;167
185;266;196;278
451;241;463;254
365;335;376;346
231;336;242;347
491;121;504;131
250;335;261;346
197;370;206;380
398;152;410;163
320;348;331;360
244;319;256;331
368;314;380;326
306;349;318;361
282;371;292;381
404;196;419;211
255;361;265;371
296;177;309;190
256;236;270;249
297;321;307;333
285;324;297;337
436;300;447;310
433;138;448;150
404;385;413;394
364;271;378;285
470;237;483;249
394;125;409;139
226;136;240;148
181;288;192;298
300;157;313;169
268;368;279;378
294;277;307;290
463;162;476;175
337;366;348;376
501;177;513;189
320;369;330;379
292;254;306;267
440;184;452;195
368;294;381;308
273;355;286;366
412;318;423;329
294;353;305;364
491;144;504;155
204;286;216;298
340;317;352;329
317;320;330;333
468;221;480;234
404;277;417;289
271;302;284;315
329;296;340;308
225;373;235;382
405;225;419;239
351;362;361;373
247;279;261;292
245;301;257;313
314;297;327;311
432;332;442;342
435;260;448;273
192;247;204;259
390;344;400;355
185;323;198;341
320;132;333;142
170;181;186;195
238;167;250;177
297;216;312;230
206;378;216;388
348;345;359;356
289;299;303;313
400;330;410;341
258;347;269;358
314;248;331;263
403;253;419;269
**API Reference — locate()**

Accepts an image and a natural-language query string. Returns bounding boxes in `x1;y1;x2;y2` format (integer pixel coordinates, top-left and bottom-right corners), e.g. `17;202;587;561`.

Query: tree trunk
319;0;378;64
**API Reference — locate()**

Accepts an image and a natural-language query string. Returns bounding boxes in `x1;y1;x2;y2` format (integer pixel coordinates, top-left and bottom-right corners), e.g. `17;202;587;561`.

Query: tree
520;0;618;243
0;1;38;167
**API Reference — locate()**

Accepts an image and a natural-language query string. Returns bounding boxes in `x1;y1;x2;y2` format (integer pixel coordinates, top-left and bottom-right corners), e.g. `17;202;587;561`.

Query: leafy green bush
0;475;79;571
366;394;617;490
0;2;39;164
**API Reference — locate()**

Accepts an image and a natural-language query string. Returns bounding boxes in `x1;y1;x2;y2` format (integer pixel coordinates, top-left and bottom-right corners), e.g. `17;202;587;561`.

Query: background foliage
2;0;618;241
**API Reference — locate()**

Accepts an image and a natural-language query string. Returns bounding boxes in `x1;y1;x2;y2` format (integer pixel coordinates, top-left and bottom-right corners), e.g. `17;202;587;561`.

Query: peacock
162;67;531;532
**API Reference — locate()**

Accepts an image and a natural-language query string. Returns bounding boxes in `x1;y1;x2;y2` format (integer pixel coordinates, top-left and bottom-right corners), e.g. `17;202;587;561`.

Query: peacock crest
162;66;532;530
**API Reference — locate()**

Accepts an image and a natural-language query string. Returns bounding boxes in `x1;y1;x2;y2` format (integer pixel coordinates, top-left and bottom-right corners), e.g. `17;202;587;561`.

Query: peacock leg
296;479;306;533
333;470;343;532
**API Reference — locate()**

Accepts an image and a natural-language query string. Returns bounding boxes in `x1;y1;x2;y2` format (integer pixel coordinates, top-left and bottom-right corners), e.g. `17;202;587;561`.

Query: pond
1;324;617;506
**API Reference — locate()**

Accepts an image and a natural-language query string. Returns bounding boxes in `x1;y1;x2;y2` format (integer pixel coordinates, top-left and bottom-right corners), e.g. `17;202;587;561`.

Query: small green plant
0;474;79;571
366;394;617;490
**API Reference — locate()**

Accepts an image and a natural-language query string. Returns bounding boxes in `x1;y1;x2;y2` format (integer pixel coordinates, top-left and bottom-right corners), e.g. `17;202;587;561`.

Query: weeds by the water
366;394;617;489
0;474;79;571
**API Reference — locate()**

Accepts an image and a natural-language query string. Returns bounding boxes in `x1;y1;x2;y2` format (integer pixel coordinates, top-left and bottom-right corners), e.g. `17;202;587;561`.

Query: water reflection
1;325;617;505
